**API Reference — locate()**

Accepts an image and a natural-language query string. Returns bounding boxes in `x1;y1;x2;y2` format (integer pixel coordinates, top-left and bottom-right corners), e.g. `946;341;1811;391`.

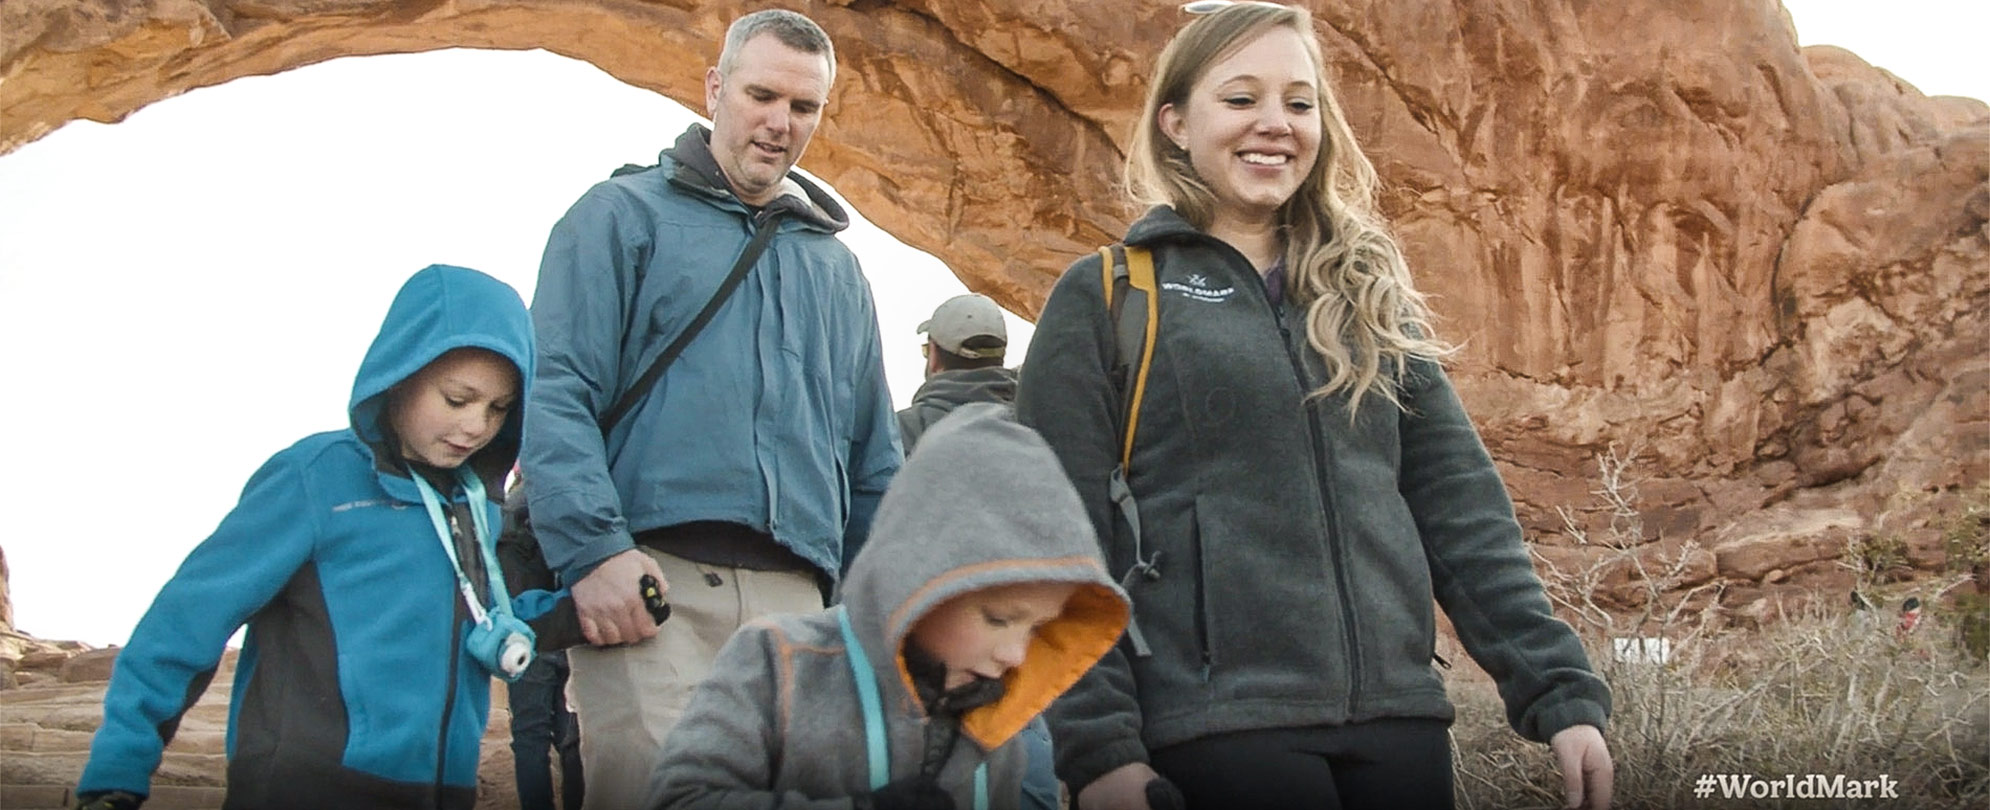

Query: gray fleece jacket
1017;206;1611;793
652;403;1130;810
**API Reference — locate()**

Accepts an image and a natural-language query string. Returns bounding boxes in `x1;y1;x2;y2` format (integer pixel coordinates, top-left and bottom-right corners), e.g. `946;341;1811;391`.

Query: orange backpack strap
1096;244;1162;658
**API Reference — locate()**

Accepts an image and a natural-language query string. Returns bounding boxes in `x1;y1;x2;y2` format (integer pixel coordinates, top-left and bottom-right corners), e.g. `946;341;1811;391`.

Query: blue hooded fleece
78;265;543;810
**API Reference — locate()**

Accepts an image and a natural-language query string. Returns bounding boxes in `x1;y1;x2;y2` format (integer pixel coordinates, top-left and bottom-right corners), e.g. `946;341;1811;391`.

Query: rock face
1;546;91;692
2;545;14;632
2;1;1985;606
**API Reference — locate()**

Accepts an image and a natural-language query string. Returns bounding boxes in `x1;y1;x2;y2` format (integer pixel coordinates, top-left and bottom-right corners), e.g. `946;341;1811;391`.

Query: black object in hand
869;774;955;810
75;791;144;810
1145;776;1187;810
640;574;672;624
530;572;672;651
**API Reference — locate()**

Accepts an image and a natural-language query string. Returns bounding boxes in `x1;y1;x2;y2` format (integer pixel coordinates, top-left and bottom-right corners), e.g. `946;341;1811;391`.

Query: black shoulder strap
598;212;786;434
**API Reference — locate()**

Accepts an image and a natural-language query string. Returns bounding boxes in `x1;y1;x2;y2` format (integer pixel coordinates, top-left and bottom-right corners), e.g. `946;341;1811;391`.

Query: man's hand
571;549;668;646
1076;762;1164;810
1550;724;1614;810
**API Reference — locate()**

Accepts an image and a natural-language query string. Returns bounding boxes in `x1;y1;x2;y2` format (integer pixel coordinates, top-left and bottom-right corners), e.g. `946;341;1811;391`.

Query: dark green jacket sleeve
1399;359;1611;741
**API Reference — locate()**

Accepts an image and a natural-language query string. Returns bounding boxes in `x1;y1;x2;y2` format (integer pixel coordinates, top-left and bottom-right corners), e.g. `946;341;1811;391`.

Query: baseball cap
917;294;1008;359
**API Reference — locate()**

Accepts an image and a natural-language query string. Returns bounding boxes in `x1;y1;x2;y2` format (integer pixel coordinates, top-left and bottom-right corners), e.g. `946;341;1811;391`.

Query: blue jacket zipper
432;501;468;808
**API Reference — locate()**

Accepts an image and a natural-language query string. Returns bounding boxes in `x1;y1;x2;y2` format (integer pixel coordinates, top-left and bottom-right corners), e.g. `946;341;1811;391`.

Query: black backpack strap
1100;245;1159;469
608;148;668;178
1101;245;1133;409
598;210;786;434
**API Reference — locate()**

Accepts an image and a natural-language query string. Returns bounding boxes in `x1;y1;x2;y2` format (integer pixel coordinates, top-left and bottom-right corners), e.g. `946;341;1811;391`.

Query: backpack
1097;244;1162;657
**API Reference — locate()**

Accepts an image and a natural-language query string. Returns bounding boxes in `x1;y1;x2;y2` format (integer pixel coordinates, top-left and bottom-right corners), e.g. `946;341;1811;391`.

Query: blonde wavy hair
1126;2;1452;416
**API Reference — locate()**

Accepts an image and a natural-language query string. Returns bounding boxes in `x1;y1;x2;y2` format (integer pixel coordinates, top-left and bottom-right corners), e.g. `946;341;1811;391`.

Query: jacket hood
664;124;852;233
842;403;1129;752
909;367;1019;412
348;264;534;497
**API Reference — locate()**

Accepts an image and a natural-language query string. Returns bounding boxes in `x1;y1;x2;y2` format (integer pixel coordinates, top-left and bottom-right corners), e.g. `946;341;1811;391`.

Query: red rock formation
2;544;14;632
1;1;1984;609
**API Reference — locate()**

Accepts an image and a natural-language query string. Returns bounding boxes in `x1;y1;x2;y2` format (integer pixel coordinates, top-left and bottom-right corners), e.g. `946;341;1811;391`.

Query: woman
1016;4;1613;809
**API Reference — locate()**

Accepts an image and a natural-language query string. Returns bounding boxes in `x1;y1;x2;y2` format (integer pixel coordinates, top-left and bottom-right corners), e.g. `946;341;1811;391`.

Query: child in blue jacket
74;264;550;810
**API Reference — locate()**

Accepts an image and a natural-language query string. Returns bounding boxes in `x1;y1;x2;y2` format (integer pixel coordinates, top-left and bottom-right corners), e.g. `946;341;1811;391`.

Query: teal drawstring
410;468;513;629
837;606;891;789
836;606;989;810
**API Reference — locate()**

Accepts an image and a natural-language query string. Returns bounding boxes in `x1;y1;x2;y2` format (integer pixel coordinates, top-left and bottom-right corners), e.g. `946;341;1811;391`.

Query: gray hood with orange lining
652;403;1129;810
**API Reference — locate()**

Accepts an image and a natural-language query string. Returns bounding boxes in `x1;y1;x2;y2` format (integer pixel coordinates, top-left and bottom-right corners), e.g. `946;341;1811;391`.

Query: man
896;293;1019;452
521;11;901;809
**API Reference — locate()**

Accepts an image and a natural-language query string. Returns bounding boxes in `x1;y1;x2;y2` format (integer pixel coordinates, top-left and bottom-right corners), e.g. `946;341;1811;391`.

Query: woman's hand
1550;724;1613;810
1076;762;1164;810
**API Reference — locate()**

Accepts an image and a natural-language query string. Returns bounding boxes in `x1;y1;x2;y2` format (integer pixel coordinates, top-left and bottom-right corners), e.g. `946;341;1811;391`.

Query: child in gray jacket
651;404;1130;810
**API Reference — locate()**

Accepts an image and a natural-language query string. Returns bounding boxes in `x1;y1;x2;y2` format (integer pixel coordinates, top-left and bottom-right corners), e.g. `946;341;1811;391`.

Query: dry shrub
1452;449;1990;809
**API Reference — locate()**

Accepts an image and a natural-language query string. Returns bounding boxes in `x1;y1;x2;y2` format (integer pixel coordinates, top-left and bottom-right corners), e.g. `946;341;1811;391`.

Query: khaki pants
566;547;823;810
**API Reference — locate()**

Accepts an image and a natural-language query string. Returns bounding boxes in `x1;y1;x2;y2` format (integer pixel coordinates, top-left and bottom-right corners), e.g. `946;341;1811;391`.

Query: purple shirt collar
1263;258;1287;309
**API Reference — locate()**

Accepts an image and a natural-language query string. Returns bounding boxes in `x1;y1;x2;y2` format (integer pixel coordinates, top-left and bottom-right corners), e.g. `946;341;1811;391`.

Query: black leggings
1149;719;1455;810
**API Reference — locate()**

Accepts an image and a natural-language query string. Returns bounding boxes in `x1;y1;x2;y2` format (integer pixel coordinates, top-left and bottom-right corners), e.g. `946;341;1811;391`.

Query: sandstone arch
4;0;1986;604
2;0;1143;310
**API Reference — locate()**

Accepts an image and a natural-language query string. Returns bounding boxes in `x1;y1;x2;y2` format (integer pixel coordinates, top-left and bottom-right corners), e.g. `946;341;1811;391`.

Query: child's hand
868;773;955;810
1077;762;1164;810
571;549;669;646
74;791;144;810
1550;723;1613;810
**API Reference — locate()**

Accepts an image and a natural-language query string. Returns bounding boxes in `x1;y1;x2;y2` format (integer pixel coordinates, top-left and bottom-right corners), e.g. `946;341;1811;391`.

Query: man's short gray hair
717;9;836;84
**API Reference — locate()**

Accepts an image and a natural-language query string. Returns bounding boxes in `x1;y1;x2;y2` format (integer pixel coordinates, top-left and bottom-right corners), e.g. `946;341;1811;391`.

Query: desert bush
1941;484;1990;663
1452;449;1990;809
1940;483;1990;575
1849;531;1914;585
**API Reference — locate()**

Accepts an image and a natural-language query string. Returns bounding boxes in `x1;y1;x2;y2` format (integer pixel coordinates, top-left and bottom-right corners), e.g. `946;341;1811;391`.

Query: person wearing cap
898;294;1019;452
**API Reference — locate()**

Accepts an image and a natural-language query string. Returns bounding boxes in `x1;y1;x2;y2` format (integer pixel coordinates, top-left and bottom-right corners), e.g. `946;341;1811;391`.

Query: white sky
0;2;1982;647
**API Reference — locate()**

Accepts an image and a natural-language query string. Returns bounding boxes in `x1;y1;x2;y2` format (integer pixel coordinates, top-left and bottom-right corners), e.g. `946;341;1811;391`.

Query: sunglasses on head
1182;1;1293;14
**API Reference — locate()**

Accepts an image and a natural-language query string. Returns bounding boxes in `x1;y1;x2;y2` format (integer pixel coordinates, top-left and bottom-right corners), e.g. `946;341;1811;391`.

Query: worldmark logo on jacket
1160;272;1235;303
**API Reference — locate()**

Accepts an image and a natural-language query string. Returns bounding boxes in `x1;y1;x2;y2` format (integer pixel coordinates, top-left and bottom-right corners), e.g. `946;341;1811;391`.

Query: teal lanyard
836;606;988;810
410;468;510;628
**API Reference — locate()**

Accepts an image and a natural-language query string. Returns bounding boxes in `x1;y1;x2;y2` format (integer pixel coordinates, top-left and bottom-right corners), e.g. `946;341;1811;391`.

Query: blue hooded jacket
78;265;542;810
